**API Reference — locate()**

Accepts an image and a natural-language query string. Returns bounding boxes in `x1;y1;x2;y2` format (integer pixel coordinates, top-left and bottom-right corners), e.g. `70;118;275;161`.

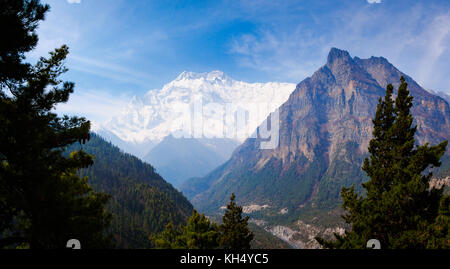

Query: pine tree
316;77;448;249
0;0;48;87
152;194;254;249
183;210;220;249
219;193;254;249
152;210;220;249
151;221;185;249
0;0;112;248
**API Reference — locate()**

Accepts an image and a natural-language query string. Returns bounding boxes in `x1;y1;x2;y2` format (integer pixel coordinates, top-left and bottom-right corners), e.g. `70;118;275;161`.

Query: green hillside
67;133;194;248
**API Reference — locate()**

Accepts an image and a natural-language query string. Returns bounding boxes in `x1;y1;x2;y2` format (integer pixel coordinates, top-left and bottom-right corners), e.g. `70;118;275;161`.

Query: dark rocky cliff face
184;48;450;218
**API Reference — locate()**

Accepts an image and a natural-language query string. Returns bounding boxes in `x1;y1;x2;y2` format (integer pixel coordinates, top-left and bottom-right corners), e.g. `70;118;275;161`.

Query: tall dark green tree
316;77;448;249
183;210;220;249
0;0;112;248
152;210;220;249
0;0;48;88
219;193;254;249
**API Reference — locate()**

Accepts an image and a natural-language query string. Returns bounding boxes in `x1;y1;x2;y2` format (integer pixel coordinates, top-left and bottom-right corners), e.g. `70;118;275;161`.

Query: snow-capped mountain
93;70;296;186
95;70;296;157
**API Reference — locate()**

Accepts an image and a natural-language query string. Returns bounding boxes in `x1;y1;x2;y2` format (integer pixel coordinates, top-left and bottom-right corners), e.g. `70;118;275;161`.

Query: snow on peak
175;70;228;82
100;71;296;144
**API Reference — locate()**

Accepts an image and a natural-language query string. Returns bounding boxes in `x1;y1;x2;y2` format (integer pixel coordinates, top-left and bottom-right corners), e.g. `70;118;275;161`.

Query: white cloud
415;14;450;90
229;27;326;82
328;4;450;93
67;0;81;4
229;3;450;93
55;89;132;125
26;1;82;60
68;55;152;88
367;0;382;3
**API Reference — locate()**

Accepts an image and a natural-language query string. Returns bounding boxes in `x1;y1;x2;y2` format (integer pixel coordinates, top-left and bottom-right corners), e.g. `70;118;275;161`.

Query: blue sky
29;0;450;124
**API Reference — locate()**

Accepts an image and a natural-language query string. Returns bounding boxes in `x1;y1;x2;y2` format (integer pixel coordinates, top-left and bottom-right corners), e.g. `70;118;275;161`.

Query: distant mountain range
94;70;295;186
143;135;239;187
181;48;450;248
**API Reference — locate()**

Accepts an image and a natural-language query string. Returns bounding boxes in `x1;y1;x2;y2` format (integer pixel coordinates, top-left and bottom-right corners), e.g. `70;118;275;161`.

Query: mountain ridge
95;70;296;156
186;48;450;217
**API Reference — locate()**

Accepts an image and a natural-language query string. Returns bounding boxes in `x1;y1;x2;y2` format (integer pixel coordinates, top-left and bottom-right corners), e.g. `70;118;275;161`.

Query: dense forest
66;133;193;248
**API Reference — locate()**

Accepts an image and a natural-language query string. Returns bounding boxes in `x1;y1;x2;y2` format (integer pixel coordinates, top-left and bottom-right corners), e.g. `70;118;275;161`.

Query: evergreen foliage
316;77;449;249
67;133;194;248
0;0;48;87
220;193;254;249
153;194;254;249
0;0;112;248
152;210;220;249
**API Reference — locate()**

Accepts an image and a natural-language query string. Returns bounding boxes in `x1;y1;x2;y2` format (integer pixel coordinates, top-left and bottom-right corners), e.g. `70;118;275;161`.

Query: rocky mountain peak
326;47;353;66
322;47;376;90
187;48;450;217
